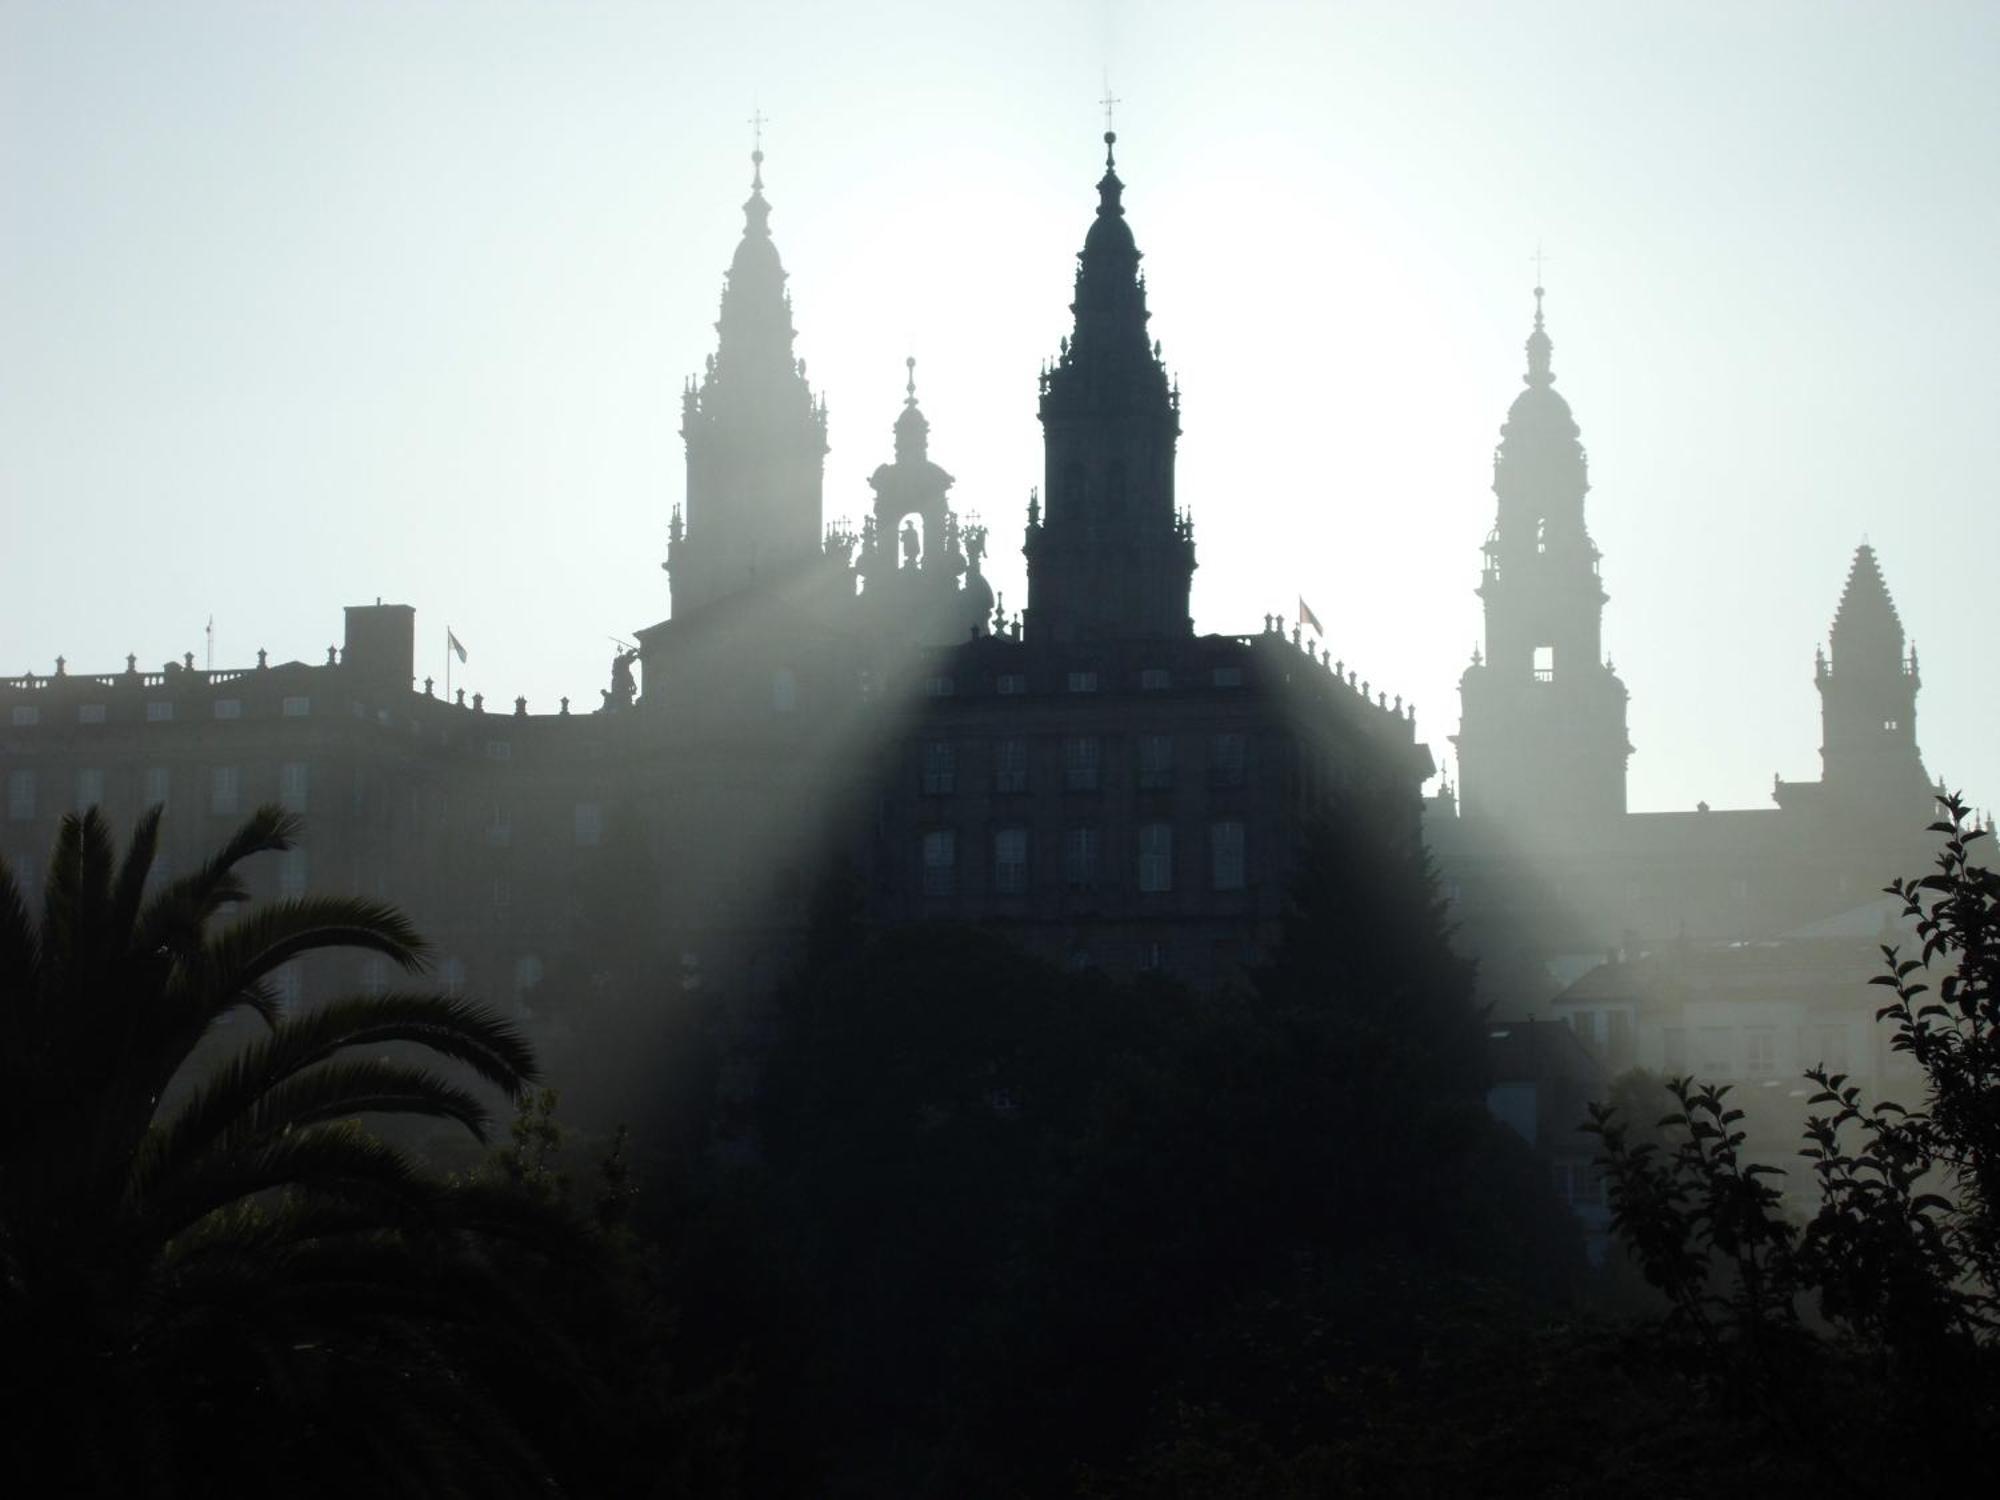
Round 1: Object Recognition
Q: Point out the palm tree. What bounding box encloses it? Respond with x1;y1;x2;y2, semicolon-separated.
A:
0;805;584;1497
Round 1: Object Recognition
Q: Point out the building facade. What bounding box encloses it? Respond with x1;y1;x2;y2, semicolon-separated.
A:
0;135;1432;1046
1431;288;1973;1134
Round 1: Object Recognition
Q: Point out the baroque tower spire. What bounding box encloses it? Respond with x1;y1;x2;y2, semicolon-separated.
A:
667;144;830;620
1023;130;1195;643
1453;287;1631;834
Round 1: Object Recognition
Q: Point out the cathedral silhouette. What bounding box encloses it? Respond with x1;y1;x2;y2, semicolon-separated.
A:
0;135;1962;1147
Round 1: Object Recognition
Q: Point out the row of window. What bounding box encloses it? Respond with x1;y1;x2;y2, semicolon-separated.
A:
919;819;1247;897
922;665;1244;699
1655;1021;1859;1079
487;802;603;848
7;696;312;728
5;762;312;821
4;766;615;855
921;733;1248;796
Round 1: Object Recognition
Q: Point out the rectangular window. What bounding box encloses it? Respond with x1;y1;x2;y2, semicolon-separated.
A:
923;674;956;698
279;761;309;812
484;740;512;762
1138;822;1174;893
1209;732;1247;787
1662;1027;1688;1075
574;801;603;847
1608;1009;1634;1066
7;769;35;822
1062;735;1100;791
1063;826;1100;888
279;848;308;899
78;704;106;724
281;696;311;718
146;701;173;723
996;673;1026;696
1140;668;1171;691
1533;645;1554;681
993;828;1028;894
1211;665;1243;688
143;767;170;808
922;739;956;795
1137;734;1174;790
212;698;243;720
922;829;957;897
514;954;544;996
1066;670;1099;694
1698;1026;1734;1078
210;766;240;817
1210;819;1246;890
1815;1024;1852;1075
76;768;105;811
1745;1027;1778;1079
992;737;1028;794
10;705;39;727
487;805;512;848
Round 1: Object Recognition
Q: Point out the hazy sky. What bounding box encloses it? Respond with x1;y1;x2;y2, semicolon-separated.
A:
4;1;1995;815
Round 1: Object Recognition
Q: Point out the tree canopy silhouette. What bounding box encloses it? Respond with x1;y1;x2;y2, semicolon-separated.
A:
0;805;598;1497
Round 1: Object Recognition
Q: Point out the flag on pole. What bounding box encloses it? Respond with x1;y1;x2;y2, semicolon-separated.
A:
1298;597;1323;635
448;629;467;664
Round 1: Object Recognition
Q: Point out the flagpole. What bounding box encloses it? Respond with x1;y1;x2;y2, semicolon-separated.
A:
445;625;451;704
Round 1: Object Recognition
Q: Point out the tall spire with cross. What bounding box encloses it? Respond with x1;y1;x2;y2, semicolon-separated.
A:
667;120;830;621
1452;282;1630;832
1024;114;1195;644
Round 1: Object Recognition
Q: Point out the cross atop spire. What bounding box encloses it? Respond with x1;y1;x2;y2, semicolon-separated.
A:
748;106;768;189
904;354;918;408
1532;240;1551;288
1100;83;1121;167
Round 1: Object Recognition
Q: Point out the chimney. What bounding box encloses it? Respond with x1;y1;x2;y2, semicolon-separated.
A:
342;603;416;696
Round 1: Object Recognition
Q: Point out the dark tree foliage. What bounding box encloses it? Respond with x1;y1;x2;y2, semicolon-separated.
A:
0;807;635;1498
1589;793;2000;1484
703;783;1582;1496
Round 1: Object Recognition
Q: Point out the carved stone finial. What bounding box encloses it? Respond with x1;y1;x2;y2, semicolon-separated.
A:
514;696;527;717
471;692;484;713
423;676;434;696
257;648;268;669
560;696;570;716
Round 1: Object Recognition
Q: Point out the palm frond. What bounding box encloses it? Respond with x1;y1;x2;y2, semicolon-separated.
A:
143;1121;438;1244
0;853;41;1060
135;894;433;1095
108;805;163;943
131;804;300;959
245;1057;494;1144
135;992;534;1197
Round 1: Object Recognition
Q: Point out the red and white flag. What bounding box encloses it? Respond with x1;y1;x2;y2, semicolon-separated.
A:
448;629;468;664
1298;598;1323;635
